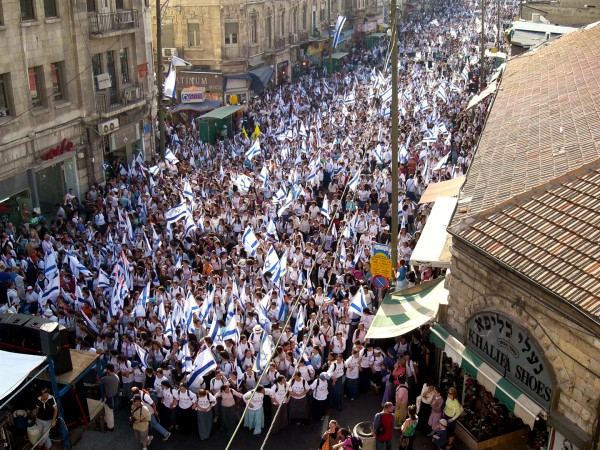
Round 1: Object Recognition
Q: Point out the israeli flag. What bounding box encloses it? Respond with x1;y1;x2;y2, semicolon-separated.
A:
188;346;217;388
436;86;447;103
246;138;261;160
254;332;275;373
135;343;150;369
350;286;368;316
183;178;195;209
320;197;331;220
273;186;287;204
165;148;179;164
223;316;240;343
332;15;347;49
39;274;60;306
165;202;189;224
242;226;259;257
277;191;293;217
373;143;384;164
235;174;254;194
69;255;92;278
266;220;279;241
347;169;361;192
294;304;305;335
208;318;221;342
134;282;151;318
149;165;160;176
259;165;269;188
44;251;58;281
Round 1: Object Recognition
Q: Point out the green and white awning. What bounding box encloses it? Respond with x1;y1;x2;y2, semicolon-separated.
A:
430;324;543;428
365;278;448;340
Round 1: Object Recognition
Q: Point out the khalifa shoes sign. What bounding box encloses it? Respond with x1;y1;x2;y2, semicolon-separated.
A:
181;86;205;103
467;312;553;408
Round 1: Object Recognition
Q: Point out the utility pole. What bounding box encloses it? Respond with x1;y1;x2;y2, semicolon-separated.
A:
496;0;501;50
156;0;166;157
390;0;399;285
480;0;486;91
328;1;333;77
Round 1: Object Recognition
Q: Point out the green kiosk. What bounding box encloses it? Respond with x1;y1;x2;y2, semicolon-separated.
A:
195;105;244;144
324;52;349;74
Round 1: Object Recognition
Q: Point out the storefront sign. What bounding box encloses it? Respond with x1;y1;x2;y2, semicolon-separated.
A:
181;87;206;103
40;138;74;161
355;22;377;32
467;312;553;408
137;63;149;79
370;255;392;278
176;72;223;94
307;42;324;56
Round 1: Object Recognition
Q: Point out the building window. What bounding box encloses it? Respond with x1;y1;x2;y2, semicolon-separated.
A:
0;74;11;117
250;15;258;44
266;15;272;47
312;10;316;33
86;0;96;12
50;62;65;101
92;53;103;91
224;22;238;45
44;0;57;18
115;0;123;9
280;11;284;36
28;66;45;108
120;48;130;83
302;6;307;30
20;0;35;20
188;23;200;47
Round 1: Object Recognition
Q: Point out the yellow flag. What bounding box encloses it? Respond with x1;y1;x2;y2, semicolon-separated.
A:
252;125;261;140
241;126;248;139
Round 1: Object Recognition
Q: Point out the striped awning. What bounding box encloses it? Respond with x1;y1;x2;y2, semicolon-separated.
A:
430;324;543;428
365;278;448;340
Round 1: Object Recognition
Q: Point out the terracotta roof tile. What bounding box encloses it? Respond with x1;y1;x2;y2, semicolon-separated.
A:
451;25;600;319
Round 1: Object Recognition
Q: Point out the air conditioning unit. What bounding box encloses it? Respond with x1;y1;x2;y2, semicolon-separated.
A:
162;48;178;59
290;33;298;43
98;118;120;136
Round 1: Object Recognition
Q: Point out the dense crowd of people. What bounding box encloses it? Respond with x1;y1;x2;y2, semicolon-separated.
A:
0;0;515;448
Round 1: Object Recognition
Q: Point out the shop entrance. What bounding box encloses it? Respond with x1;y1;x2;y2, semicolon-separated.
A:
0;190;33;229
36;163;66;216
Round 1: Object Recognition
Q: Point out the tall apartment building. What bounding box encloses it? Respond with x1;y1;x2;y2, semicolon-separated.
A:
0;0;155;225
151;0;383;105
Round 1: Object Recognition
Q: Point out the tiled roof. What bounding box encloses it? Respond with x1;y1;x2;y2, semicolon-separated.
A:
450;24;600;318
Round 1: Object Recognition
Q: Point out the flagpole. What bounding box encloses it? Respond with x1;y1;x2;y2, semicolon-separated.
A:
390;0;399;286
156;0;166;157
480;0;486;91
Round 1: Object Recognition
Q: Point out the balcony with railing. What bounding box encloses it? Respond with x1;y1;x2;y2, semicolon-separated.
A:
222;45;248;61
88;9;139;36
95;82;145;116
299;30;309;43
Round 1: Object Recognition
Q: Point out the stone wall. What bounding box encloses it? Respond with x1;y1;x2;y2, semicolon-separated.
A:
522;3;600;26
445;238;600;448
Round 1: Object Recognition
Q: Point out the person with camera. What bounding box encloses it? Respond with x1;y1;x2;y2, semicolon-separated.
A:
130;395;152;450
373;402;394;450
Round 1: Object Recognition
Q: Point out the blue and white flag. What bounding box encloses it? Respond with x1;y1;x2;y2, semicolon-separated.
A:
188;346;217;388
350;286;368;316
148;165;160;177
373;143;384;164
242;226;259;257
332;15;347;49
320;197;331;220
294;304;305;335
266;219;279;241
223;316;240;344
39;274;60;307
44;251;58;282
246;138;261;160
134;282;150;318
183;178;195;210
259;165;269;188
165;203;189;224
253;332;274;373
69;255;92;279
165;148;180;164
347;169;361;192
436;85;447;103
273;186;287;204
163;56;192;98
209;316;221;342
135;343;150;369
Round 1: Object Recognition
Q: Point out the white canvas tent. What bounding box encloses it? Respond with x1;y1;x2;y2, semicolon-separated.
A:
0;350;47;407
411;196;457;268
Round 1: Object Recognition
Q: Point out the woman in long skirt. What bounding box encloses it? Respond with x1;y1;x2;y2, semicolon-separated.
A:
428;388;444;436
216;385;243;437
194;389;217;440
287;372;310;424
267;376;289;434
243;386;265;436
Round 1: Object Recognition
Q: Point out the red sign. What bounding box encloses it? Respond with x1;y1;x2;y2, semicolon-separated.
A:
41;138;74;161
372;275;389;290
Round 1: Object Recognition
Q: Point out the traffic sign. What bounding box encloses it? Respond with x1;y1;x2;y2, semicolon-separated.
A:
370;255;392;278
372;275;389;290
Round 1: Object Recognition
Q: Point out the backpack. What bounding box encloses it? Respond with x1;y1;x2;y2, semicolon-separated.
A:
350;435;362;450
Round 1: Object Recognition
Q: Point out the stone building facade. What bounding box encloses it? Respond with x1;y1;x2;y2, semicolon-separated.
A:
0;0;155;223
440;23;600;450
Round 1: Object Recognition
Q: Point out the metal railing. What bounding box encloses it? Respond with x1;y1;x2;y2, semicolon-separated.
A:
221;45;248;60
274;36;287;51
95;82;145;113
88;9;138;35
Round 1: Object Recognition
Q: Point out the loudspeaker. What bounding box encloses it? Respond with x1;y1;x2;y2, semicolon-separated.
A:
52;346;73;375
24;318;68;355
0;313;32;346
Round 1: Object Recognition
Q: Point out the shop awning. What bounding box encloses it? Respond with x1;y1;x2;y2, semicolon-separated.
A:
370;32;386;38
199;105;244;120
411;197;457;268
249;66;274;92
466;80;499;110
331;52;349;59
0;350;47;404
365;278;448;340
248;56;265;68
170;100;221;114
430;324;543;428
419;176;466;204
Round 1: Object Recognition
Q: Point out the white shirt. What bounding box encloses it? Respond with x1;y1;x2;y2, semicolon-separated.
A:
288;378;308;399
267;382;289;404
327;361;345;380
195;392;216;410
242;391;264;410
177;389;197;409
309;378;329;401
345;356;360;380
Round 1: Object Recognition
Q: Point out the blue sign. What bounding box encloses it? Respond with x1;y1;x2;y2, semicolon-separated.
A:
373;242;390;258
372;275;389;290
144;124;151;134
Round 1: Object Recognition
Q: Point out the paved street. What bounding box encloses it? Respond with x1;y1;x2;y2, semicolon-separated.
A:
74;390;467;450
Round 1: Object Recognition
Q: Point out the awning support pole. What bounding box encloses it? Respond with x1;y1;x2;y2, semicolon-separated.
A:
48;358;72;450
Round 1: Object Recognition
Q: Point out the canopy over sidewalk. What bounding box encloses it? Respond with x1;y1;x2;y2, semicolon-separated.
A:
199;105;244;120
365;278;448;339
419;176;465;204
411;197;457;268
